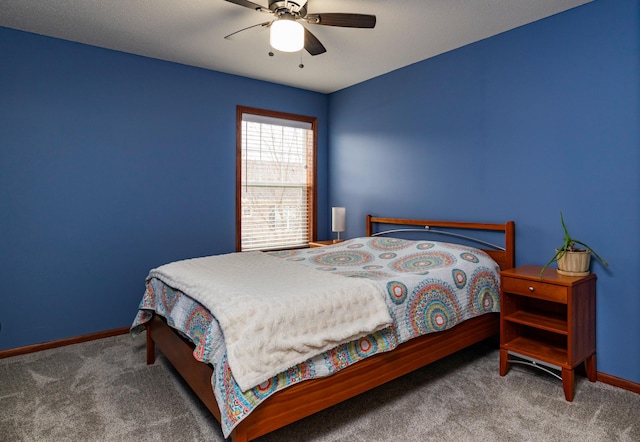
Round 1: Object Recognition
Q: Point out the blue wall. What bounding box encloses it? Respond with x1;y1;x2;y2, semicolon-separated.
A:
0;27;329;349
328;0;639;383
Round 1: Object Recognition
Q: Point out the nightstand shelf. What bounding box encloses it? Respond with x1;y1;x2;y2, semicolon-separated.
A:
500;265;597;401
503;336;568;365
504;310;567;335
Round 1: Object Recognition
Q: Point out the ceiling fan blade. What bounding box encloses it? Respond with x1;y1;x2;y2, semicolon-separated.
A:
224;0;271;13
224;21;272;40
304;28;326;56
305;13;376;28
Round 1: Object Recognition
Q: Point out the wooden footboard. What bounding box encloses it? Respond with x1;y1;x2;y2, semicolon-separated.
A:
147;315;220;422
147;312;499;442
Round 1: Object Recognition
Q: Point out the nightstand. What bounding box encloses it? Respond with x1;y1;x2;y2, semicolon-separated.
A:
308;240;343;248
499;265;596;401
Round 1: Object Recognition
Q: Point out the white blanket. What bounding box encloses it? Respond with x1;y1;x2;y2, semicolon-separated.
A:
148;251;392;391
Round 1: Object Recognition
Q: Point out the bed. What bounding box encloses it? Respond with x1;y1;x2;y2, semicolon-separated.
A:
133;215;515;442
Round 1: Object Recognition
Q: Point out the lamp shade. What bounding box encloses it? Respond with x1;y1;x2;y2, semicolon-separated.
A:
332;207;346;233
270;18;304;52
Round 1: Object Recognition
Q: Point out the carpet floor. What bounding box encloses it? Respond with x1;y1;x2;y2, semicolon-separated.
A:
1;334;638;441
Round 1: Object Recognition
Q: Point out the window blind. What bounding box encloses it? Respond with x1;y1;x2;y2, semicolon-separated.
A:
240;113;314;251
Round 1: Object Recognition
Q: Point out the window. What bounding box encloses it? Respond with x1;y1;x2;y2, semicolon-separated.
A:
236;106;317;251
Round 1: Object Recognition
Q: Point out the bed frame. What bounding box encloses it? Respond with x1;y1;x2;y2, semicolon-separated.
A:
145;215;515;442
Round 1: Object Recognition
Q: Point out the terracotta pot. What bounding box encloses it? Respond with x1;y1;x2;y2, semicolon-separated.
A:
557;250;591;276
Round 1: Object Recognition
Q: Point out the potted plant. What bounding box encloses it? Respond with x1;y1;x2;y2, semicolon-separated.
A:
540;212;609;278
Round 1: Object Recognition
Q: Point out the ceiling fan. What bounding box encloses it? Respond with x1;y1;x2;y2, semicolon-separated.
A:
224;0;376;56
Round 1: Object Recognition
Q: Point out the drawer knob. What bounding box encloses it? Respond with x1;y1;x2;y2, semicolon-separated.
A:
529;286;535;292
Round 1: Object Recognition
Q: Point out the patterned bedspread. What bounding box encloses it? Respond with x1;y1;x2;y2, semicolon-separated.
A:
131;237;501;437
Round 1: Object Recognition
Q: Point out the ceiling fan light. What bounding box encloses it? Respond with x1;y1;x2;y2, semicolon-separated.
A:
270;19;304;52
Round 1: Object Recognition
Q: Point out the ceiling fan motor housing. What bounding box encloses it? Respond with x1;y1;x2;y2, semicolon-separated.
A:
269;1;308;19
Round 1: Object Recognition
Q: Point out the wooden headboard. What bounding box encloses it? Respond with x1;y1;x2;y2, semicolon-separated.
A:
366;215;516;270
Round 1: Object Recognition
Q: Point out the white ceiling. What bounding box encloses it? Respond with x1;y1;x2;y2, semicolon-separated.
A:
0;0;592;94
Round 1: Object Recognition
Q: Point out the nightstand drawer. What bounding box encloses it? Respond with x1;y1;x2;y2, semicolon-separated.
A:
502;277;567;303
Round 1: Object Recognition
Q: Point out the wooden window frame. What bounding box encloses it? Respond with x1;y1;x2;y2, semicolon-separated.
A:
235;105;317;252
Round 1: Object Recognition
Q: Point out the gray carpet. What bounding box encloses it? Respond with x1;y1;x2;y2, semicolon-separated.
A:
1;334;638;441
